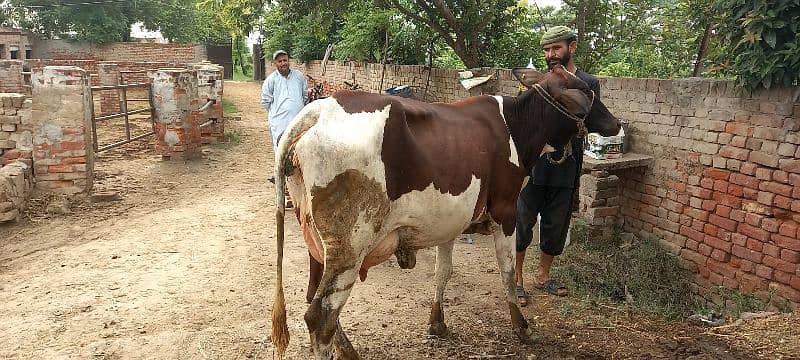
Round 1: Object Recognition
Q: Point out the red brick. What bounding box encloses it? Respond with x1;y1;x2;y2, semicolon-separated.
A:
719;145;750;161
733;244;763;263
680;249;707;266
775;270;793;285
774;195;792;210
755;264;774;280
742;187;759;200
704;168;731;180
773;170;790;183
740;162;758;175
739;258;756;272
704;223;719;237
48;164;75;173
778;222;798;238
717;228;733;241
792;276;800;291
715;204;732;218
681;225;706;243
781;249;800;264
730;173;760;189
712;192;742;208
699;243;713;256
760;181;793;197
746;238;763;252
706;260;736;278
713;180;729;193
725;122;752;136
667;181;686;193
739;223;770;242
686;238;699;251
773;233;800;251
60;141;86;151
763;255;796;273
701;199;717;211
730;209;746;222
764;243;781;258
755;167;773;181
704;235;732;251
746;213;765;227
794;186;800;199
757;191;775;206
700;177;715;189
684;207;709;222
761;218;780;233
61;156;86;165
737;271;767;292
687;185;712;199
709;214;738;232
710;249;731;262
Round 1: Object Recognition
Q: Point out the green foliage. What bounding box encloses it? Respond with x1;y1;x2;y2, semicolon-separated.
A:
485;6;544;68
549;220;701;319
712;0;800;89
5;0;203;43
711;287;794;317
259;7;332;63
334;1;391;63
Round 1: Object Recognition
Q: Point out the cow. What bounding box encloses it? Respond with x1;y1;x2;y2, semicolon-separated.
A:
271;65;620;359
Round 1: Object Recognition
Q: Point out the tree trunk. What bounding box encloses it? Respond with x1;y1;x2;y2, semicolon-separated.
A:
693;22;713;77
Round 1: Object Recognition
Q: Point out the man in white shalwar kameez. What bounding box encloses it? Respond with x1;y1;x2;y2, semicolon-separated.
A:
260;50;308;152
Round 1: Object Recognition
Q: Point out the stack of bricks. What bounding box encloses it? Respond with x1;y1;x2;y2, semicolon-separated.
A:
579;170;621;238
191;63;225;144
0;92;34;223
149;68;202;159
601;77;800;306
30;66;94;195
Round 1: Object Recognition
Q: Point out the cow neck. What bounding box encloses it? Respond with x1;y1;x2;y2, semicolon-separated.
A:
502;89;548;173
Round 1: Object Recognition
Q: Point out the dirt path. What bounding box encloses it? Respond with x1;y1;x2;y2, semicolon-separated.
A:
0;81;796;359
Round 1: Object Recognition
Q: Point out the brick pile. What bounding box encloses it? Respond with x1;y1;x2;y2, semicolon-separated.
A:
0;92;33;223
0;60;25;93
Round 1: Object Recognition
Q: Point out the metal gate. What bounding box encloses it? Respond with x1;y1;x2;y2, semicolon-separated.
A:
89;78;155;153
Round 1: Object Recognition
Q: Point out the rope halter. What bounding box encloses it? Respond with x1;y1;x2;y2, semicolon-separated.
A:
531;83;595;165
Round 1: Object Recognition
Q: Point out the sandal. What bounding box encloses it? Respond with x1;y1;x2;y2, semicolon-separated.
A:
515;286;529;307
535;279;568;297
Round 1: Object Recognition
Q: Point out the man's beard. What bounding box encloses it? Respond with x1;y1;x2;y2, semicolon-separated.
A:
547;52;571;70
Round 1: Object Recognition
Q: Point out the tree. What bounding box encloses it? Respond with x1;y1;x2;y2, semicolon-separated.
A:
713;0;800;89
197;0;267;74
278;0;522;68
5;0;202;43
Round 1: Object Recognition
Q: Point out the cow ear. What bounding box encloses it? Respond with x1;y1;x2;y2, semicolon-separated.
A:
512;67;545;89
555;89;592;117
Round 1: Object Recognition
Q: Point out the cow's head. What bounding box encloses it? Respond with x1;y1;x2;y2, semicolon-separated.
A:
512;65;620;137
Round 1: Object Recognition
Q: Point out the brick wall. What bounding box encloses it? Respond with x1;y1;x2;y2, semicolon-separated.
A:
603;78;800;305
0;60;25;93
0;27;32;60
32;39;206;64
297;61;800;305
0;92;34;223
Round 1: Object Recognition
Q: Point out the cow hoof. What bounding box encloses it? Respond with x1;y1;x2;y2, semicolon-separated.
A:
428;321;448;336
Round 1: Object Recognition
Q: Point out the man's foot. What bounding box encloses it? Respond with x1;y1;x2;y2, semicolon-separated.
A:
535;279;568;297
515;286;529;307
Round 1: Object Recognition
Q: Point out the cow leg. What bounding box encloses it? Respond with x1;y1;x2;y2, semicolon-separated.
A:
304;263;360;360
492;226;532;343
307;250;323;303
428;239;455;336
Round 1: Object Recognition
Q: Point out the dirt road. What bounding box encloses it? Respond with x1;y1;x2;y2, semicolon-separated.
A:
1;81;796;359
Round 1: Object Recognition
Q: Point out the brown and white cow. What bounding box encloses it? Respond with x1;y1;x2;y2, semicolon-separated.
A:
271;65;620;359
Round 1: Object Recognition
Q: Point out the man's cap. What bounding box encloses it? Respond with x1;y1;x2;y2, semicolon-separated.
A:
273;50;288;60
540;26;576;46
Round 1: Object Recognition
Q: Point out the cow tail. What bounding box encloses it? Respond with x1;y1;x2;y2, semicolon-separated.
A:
271;100;323;359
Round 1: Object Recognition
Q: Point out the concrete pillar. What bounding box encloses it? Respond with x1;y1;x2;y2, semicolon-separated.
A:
97;63;121;116
148;68;201;160
191;63;225;144
30;66;94;195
